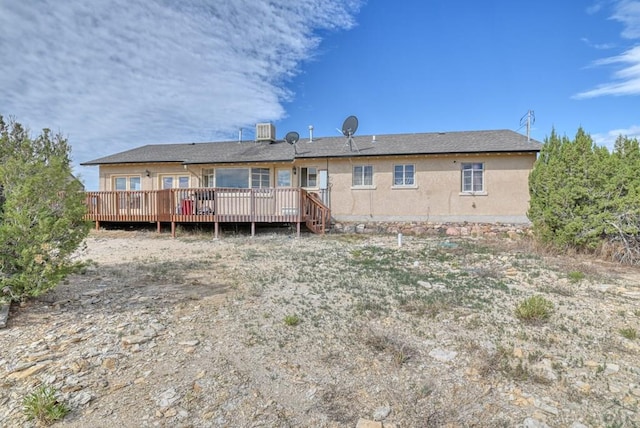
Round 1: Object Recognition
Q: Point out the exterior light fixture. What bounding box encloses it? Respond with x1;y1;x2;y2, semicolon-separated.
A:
145;170;151;177
292;166;297;175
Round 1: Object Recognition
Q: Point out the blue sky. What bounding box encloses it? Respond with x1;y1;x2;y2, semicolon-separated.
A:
1;0;639;190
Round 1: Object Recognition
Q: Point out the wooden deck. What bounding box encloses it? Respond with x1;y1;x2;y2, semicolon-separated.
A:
84;187;330;237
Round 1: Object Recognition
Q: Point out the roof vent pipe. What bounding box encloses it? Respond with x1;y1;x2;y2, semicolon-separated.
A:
238;128;242;144
309;125;314;143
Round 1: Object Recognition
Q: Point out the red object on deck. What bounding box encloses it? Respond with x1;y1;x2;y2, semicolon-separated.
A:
182;199;193;215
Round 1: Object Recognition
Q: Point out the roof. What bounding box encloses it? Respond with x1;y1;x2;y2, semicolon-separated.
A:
81;129;542;166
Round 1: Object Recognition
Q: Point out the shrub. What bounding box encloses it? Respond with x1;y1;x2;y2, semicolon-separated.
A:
0;116;89;303
23;385;70;425
515;295;554;323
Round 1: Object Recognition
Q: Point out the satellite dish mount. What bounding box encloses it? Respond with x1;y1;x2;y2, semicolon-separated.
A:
341;115;359;152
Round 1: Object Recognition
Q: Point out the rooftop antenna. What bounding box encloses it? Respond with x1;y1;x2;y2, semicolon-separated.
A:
341;115;359;152
519;110;535;142
285;131;300;154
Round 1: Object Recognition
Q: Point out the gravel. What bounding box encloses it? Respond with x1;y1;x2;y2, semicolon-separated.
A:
1;230;639;427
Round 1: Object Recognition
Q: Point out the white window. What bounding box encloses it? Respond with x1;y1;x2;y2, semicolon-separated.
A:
352;165;373;187
301;167;317;188
277;169;292;187
461;163;484;193
114;176;141;191
202;168;215;187
161;175;190;189
216;168;248;188
214;168;271;188
251;168;270;188
393;164;415;186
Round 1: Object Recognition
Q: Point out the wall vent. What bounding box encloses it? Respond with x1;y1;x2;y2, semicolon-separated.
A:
256;123;276;142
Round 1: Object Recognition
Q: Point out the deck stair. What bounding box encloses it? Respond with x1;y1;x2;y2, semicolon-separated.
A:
301;190;330;234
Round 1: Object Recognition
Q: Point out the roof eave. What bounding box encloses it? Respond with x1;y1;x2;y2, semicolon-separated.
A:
80;160;186;166
295;149;541;159
182;157;294;165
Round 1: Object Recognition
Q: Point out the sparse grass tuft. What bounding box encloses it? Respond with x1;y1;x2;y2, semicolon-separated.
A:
568;270;586;283
515;295;554;323
619;327;637;340
283;314;300;326
23;385;70;425
398;298;447;318
355;299;385;316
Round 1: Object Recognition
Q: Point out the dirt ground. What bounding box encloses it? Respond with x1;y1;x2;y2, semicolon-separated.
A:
1;229;640;427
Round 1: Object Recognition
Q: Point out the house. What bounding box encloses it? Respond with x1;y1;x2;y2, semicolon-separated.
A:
81;124;542;237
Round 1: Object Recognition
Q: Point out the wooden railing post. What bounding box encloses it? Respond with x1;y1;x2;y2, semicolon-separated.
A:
250;188;255;237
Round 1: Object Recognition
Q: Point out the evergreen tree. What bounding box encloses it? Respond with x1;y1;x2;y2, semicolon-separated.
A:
0;116;90;302
529;127;640;263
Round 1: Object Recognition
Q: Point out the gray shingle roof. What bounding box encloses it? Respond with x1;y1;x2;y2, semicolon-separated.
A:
81;129;542;166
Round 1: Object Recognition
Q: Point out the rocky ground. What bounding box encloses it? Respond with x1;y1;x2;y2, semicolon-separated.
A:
1;229;640;427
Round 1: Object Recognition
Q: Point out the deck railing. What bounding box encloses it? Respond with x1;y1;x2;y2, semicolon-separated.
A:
84;187;329;236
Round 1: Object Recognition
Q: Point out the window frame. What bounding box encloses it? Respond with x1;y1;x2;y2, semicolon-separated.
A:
276;168;292;187
352;165;374;188
214;168;249;189
212;167;272;189
113;175;141;191
392;164;416;188
251;167;271;188
113;175;142;210
300;167;318;188
160;174;191;189
202;168;215;188
461;162;485;194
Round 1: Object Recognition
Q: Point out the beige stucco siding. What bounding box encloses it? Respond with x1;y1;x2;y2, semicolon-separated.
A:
98;162;293;191
307;153;535;223
96;153;535;223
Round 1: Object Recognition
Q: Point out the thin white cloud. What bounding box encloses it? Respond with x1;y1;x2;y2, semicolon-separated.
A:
574;45;640;98
581;37;616;49
587;1;605;14
575;1;640;99
592;124;640;148
0;1;362;189
611;0;640;38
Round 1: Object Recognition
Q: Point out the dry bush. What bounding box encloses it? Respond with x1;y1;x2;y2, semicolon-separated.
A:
597;237;640;265
361;327;415;367
398;298;447;318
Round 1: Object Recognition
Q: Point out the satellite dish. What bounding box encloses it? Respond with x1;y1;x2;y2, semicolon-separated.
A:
341;115;360;152
285;131;299;154
285;131;300;145
341;115;358;137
